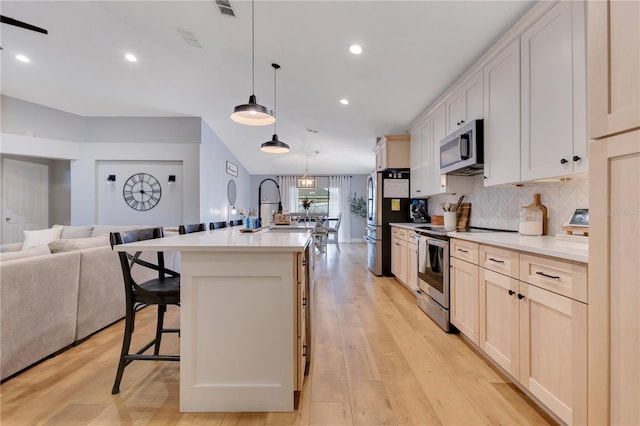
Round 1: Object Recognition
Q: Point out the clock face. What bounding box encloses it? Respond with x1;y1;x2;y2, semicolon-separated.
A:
123;173;161;211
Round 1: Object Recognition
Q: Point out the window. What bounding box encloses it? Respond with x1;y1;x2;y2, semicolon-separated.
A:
298;188;329;215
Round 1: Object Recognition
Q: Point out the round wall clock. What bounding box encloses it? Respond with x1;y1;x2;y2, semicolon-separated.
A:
122;173;161;211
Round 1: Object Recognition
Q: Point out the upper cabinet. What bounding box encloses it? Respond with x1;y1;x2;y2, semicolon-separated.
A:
447;68;484;135
483;39;521;186
410;118;431;198
520;0;587;180
374;135;410;171
588;0;640;139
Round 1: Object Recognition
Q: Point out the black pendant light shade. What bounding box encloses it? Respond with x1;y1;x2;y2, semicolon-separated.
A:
261;134;290;153
230;0;274;126
260;63;290;153
231;95;275;126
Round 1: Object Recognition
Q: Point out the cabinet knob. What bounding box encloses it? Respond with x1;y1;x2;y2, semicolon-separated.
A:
517;293;525;300
416;189;421;193
573;155;581;162
560;158;568;165
456;121;461;126
460;120;465;124
508;289;515;296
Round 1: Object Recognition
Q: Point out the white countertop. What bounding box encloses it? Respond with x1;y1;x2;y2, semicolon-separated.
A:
389;222;588;263
113;227;311;253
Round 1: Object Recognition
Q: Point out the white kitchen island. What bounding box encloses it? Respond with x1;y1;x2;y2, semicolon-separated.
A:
114;227;312;412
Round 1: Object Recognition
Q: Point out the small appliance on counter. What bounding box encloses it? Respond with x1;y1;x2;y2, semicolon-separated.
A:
409;199;429;223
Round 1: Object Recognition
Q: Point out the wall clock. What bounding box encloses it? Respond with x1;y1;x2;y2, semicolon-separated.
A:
122;173;161;211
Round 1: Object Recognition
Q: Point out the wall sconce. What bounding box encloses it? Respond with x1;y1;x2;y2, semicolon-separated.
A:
106;174;116;183
168;175;176;184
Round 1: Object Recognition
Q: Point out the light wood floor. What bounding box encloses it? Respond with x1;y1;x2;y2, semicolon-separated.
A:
1;243;555;425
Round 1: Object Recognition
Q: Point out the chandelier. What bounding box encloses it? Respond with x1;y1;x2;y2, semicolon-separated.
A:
297;152;317;189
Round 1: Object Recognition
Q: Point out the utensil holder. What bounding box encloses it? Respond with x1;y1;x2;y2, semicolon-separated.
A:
444;212;457;231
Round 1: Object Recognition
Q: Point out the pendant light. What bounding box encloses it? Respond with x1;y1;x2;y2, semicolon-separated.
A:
297;152;317;188
230;0;275;126
260;63;290;153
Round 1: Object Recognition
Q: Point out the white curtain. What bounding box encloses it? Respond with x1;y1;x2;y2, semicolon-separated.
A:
328;175;351;243
278;176;299;212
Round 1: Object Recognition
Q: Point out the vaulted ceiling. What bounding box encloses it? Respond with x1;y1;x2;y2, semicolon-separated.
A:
0;1;535;175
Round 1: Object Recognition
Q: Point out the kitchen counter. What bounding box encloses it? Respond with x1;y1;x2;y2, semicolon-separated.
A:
389;222;588;263
114;227;312;412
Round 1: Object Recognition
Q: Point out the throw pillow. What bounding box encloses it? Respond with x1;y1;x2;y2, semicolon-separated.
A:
22;227;63;251
48;234;110;253
60;225;95;239
0;245;51;262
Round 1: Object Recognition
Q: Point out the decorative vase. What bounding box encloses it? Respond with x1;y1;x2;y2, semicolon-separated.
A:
519;193;547;235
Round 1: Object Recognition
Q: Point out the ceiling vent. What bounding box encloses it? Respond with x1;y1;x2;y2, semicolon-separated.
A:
216;0;235;17
177;29;202;48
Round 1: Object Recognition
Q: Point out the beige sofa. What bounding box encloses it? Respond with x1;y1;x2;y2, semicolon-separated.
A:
0;225;179;381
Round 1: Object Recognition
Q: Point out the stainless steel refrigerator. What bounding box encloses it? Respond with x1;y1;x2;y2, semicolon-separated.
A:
365;169;411;276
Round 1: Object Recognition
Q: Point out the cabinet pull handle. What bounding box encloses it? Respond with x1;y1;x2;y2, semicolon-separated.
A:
560;158;568;165
489;258;504;263
302;297;307;307
303;345;308;357
536;271;560;279
517;293;525;300
573;155;581;162
508;289;515;296
302;260;307;266
457;248;469;253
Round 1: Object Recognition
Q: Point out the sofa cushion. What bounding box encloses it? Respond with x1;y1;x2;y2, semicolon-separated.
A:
48;234;110;253
91;225;143;237
60;225;95;239
0;246;51;262
22;227;63;250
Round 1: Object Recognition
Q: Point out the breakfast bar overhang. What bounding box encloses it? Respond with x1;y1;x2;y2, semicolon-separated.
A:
114;228;313;412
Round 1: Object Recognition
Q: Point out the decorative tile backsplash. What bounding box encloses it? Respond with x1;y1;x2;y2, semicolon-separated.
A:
427;175;588;235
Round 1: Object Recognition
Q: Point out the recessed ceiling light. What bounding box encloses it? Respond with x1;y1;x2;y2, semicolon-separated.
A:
349;44;362;55
16;54;30;63
339;99;349;105
124;53;137;62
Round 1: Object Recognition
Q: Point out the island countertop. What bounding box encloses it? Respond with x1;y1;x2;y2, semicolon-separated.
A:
112;227;311;253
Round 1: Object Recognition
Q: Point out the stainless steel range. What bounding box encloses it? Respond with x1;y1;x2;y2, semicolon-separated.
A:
415;225;455;332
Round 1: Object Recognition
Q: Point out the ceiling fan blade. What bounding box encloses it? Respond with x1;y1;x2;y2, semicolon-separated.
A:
0;15;48;35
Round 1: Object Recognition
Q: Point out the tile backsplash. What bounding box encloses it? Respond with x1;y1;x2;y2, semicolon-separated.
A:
428;175;588;235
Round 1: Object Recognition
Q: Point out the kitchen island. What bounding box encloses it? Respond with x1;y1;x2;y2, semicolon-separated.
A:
113;227;312;412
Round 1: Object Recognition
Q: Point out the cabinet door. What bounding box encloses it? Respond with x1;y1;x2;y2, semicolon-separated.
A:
450;257;479;344
375;141;385;171
391;236;401;278
588;0;640;139
519;283;587;426
521;0;587;180
407;239;418;292
479;268;519;378
589;130;640;426
410;125;423;197
483;39;521;186
398;237;408;285
461;68;484;123
446;90;462;135
430;102;447;195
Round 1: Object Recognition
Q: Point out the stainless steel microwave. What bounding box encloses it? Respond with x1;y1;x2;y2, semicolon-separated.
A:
439;119;484;176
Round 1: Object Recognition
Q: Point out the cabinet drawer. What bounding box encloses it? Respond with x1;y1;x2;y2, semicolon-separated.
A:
391;227;408;240
451;239;479;264
480;244;519;278
519;253;587;303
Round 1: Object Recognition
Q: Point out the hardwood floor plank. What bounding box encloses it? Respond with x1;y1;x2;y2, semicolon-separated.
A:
0;243;554;425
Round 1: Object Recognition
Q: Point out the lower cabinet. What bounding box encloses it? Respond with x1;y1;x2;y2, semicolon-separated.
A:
453;239;587;425
391;226;417;293
450;257;479;345
295;248;310;391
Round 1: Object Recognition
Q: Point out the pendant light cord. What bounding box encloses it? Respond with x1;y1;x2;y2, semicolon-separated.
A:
273;64;277;133
251;0;255;96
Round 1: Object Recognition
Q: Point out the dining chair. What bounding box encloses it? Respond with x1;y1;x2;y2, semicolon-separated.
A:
209;221;228;230
178;223;206;234
229;219;244;226
109;227;180;394
326;213;342;252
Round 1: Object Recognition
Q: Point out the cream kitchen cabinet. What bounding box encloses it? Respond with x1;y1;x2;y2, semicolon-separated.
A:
588;1;640;423
520;0;587;180
410;118;431;198
446;68;484;135
450;239;480;344
374;134;410;171
588;0;640;139
429;103;474;196
483;38;521;186
391;226;418;294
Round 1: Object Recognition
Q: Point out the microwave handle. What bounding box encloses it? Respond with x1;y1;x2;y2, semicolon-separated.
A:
459;134;470;160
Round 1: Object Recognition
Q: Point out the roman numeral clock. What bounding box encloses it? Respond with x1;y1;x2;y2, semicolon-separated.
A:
122;173;161;211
